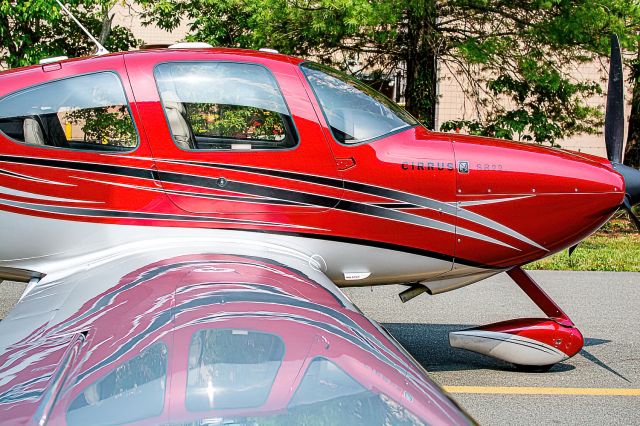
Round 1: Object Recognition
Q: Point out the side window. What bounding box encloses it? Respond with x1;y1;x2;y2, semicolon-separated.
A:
155;62;297;150
289;357;366;408
301;62;418;144
66;343;168;425
0;72;137;152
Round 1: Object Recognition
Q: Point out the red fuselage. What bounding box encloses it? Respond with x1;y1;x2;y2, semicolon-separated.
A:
0;48;624;285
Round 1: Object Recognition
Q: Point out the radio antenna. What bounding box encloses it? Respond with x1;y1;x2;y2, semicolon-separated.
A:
55;0;110;56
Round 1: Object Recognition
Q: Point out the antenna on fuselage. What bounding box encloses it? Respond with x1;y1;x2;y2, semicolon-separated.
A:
54;0;110;56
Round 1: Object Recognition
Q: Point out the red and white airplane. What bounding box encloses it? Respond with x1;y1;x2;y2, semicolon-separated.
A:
0;24;637;424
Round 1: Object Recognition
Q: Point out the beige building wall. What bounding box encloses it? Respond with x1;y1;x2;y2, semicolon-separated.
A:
115;5;627;158
112;4;189;46
436;60;630;158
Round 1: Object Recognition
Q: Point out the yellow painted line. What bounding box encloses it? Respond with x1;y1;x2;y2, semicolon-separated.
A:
442;386;640;396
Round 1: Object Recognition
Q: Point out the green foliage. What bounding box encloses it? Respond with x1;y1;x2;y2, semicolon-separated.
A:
441;58;604;144
2;1;638;148
139;0;640;146
456;37;506;65
526;234;640;272
55;3;140;57
0;0;139;69
0;1;140;153
66;106;137;147
185;103;285;141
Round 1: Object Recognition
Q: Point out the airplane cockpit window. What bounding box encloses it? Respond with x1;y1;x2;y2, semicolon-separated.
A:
66;343;168;425
0;72;138;152
186;329;285;411
301;62;419;145
154;62;298;150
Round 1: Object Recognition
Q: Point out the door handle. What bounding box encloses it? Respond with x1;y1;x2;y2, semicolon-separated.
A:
336;157;356;171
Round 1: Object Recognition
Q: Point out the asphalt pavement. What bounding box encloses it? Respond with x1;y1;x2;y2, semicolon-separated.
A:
344;271;640;425
0;281;25;317
1;270;639;425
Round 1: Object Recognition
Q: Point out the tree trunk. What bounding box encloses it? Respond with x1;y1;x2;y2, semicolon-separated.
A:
404;42;438;129
625;48;640;169
98;3;114;45
402;1;438;129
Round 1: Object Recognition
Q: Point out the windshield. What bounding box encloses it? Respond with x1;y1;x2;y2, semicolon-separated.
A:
301;62;418;144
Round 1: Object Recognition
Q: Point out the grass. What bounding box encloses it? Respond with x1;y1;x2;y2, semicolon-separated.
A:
525;210;640;272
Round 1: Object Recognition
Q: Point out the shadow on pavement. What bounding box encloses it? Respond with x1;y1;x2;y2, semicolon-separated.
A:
580;337;629;382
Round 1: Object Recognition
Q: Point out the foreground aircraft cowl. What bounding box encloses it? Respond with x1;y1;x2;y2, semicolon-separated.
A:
0;252;474;425
0;39;638;424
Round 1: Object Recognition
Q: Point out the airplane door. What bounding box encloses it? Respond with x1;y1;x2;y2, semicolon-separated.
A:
294;62;456;278
125;51;343;215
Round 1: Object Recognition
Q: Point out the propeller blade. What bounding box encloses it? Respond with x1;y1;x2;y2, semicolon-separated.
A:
623;197;640;231
605;34;625;164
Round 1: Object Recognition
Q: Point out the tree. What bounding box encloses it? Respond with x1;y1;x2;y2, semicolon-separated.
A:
140;0;639;147
0;0;139;69
66;106;137;147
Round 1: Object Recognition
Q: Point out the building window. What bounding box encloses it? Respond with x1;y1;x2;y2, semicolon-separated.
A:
0;72;138;151
155;62;297;150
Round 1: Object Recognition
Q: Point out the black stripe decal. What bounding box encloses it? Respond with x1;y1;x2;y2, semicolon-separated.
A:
0;192;500;267
0;198;315;229
158;169;460;234
169;160;544;250
0;155;515;256
169;160;454;212
0;155;152;180
0;154;460;236
163;188;304;206
174;160;345;189
73;175;304;206
0;155;317;207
